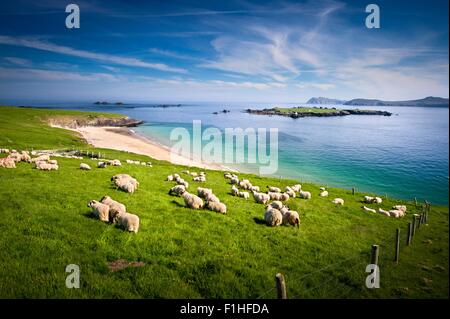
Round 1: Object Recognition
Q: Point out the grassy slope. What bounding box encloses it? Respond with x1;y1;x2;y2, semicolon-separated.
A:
0;106;448;298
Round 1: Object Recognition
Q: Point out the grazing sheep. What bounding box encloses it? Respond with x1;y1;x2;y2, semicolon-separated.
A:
31;154;50;163
206;201;227;214
224;173;232;179
87;200;110;222
269;201;284;210
268;186;281;193
299;190;311;199
0;148;9;153
35;161;58;171
231;185;239;196
253;191;271;204
389;209;405;218
80;163;91;170
173;173;180;179
250;185;260;192
239;179;253;190
374;197;383;204
48;159;58;165
268;192;282;200
362;206;376;213
378;208;391;217
280;193;290;201
20;151;32;163
166;175;174;181
364;196;382;204
116;179;138;193
230;176;239;185
7;152;22;163
97;161;106;168
116;212;140;233
197;187;213;199
109;159;121;166
332;198;344;205
264;207;283;226
319;190;329;197
205;193;221;203
199;172;205;177
285;187;296;198
193;176;206;182
182;192;204;209
169;185;186;196
393;205;407;213
177;179;189;188
320;187;326;191
238;191;250;199
190;172;198;177
291;184;302;193
0;157;16;168
100;195;126;222
282;210;300;228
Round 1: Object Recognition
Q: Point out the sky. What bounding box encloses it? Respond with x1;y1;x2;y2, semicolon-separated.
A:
0;0;448;103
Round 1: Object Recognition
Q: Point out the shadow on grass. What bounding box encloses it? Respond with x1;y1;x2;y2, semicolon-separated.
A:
253;217;266;225
171;200;184;208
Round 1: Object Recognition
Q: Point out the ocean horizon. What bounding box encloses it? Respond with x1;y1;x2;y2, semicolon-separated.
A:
1;101;448;205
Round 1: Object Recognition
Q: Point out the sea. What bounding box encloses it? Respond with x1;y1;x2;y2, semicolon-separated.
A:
3;101;449;205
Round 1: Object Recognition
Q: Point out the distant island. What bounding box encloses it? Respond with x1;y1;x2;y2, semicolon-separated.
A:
93;102;182;108
306;96;449;107
306;97;347;105
246;106;392;118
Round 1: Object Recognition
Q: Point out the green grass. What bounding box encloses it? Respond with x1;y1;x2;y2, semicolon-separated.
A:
274;106;340;114
0;105;448;298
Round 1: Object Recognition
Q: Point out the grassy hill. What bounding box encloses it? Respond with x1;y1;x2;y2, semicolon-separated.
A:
0;106;448;298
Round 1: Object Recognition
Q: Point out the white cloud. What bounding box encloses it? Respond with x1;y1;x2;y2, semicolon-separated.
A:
3;56;32;66
0;67;120;82
0;35;187;73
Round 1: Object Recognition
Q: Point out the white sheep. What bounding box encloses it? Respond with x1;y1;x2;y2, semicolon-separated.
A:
205;193;221;203
193;176;206;182
264;207;283;226
116;212;140;233
362;206;376;213
88;200;110;222
100;195;126;222
169;185;186;196
197;187;213;199
182;170;190;174
80;163;91;170
393;205;407;213
250;185;260;192
389;209;405;218
319;190;329;197
374;197;383;204
268;192;282;200
269;201;284;210
378;208;391;217
97;161;106;168
332;198;344;205
231;185;239;196
206;201;227;214
166;175;174;181
253;191;270;204
299;190;311;199
282;210;300;228
182;192;204;209
31;154;50;163
0;157;16;168
0;148;9;153
320;187;326;191
48;159;58;165
230;176;239;185
36;161;58;171
285;187;296;198
268;186;281;193
291;184;302;193
190;172;198;177
238;191;250;199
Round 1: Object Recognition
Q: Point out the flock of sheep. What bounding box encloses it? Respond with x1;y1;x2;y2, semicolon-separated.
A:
1;146;410;235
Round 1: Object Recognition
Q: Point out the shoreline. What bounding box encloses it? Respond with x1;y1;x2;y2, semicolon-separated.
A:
51;124;236;172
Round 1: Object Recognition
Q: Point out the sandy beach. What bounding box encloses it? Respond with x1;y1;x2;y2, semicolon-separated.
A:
55;125;232;171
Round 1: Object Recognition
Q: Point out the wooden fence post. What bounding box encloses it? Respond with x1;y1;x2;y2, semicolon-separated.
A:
370;245;379;265
412;215;418;237
414;197;417;207
406;222;412;246
275;273;287;299
352;187;355;195
395;228;400;263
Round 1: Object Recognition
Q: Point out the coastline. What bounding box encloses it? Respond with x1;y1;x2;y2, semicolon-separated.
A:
51;124;235;172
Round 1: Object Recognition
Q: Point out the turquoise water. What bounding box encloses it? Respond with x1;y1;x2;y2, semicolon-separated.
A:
4;102;448;205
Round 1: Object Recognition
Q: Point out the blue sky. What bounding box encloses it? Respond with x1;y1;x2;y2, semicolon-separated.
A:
0;0;448;103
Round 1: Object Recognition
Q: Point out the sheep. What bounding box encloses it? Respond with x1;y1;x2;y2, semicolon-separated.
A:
116;212;140;233
173;173;180;179
332;198;344;205
378;208;391;217
280;206;289;215
280;193;290;201
320;187;326;191
250;186;260;192
364;196;382;204
205;193;221;203
389;209;405;218
31;154;50;163
253;191;270;204
374;197;383;204
182;170;190;174
0;157;16;168
0;148;9;153
169;185;186;196
291;184;302;193
100;195;126;222
166;175;174;181
206;201;227;214
282;210;300;228
231;185;239;196
97;161;106;168
299;191;311;199
393;205;407;213
269;201;284;210
197;187;213;199
7;152;22;163
224;173;233;179
80;163;91;170
268;192;282;200
48;159;58;165
230;176;239;185
116;179;137;193
177;179;189;188
193;176;206;182
190;172;198;177
87;200;110;222
362;206;376;213
20;151;31;163
199;172;205;177
319;190;329;197
35;161;58;171
238;191;250;199
268;186;281;193
264;207;283;226
239;179;253;190
285;187;296;198
182;192;204;209
109;159;122;166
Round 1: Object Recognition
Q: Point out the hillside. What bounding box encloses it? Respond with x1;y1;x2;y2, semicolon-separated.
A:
0;106;448;298
306;97;347;105
344;97;449;107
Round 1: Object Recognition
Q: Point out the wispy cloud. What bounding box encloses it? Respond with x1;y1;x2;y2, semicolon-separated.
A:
3;56;32;66
0;35;187;73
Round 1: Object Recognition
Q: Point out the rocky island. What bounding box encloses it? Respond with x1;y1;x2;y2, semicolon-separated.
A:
246;106;392;118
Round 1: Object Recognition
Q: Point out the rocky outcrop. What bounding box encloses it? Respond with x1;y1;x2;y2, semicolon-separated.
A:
48;115;144;128
246;108;392;118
